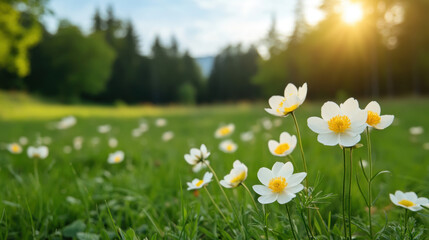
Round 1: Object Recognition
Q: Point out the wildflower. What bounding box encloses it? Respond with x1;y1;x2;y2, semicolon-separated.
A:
262;118;273;130
19;136;28;145
42;136;52;145
187;172;213;190
98;124;111;133
74;136;83;150
27;146;49;159
389;191;429;212
107;150;125;164
253;162;306;204
423;142;429;151
57;116;76;129
132;128;143;137
219;140;238;153
7;143;22;154
215;123;235;138
240;131;254;142
220;160;248;188
364;101;394;129
162;131;174;142
265;83;307;117
155;118;167;127
409;126;423;136
307;98;367;147
268;132;297;157
184;144;210;173
108;137;118;148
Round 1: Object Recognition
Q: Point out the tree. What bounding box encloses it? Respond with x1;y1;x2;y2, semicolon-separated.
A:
26;22;115;102
0;0;46;79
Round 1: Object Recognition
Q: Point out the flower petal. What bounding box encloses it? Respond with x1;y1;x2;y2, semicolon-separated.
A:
286;184;304;194
277;162;294;179
307;117;330;134
284;83;298;97
253;185;272;195
257;167;273;186
277;191;295;204
365;101;380;115
279;132;292;143
321;101;341;121
287;172;307;186
339;133;361;147
375;115;394;130
317;132;340;146
271;162;285;176
258;193;277;204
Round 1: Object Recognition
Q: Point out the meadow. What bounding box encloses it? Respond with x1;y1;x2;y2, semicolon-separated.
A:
0;91;428;239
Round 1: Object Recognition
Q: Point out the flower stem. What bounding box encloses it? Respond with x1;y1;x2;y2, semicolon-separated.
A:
241;182;258;210
366;128;373;239
291;112;311;232
403;209;409;237
285;204;298;240
204;187;229;224
348;148;353;239
262;205;269;240
34;159;40;189
204;162;234;210
342;147;348;239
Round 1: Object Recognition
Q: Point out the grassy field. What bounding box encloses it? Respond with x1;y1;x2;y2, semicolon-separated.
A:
1;92;428;239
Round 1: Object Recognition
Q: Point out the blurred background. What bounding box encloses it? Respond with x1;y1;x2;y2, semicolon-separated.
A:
1;0;429;104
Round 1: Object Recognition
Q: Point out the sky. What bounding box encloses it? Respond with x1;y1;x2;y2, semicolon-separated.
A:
43;0;324;58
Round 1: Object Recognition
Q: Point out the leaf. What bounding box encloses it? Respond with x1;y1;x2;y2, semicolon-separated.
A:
371;170;391;182
76;232;100;240
62;220;86;238
355;175;369;206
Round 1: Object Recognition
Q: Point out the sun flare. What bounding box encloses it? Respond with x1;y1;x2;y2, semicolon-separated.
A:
341;2;363;24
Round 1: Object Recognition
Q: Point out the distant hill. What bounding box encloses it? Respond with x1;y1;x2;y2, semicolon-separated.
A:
195;56;214;78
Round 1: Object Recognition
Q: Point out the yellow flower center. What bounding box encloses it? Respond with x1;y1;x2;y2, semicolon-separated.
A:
366;111;381;127
268;177;288;193
11;144;20;153
328;115;351;133
276;99;298;115
114;155;122;163
274;143;290;155
398;199;415;207
196;180;204;187
33;153;40;158
230;171;246;184
226;144;234;152
219;127;231;136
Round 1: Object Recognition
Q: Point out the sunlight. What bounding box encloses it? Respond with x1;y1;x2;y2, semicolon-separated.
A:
341;1;363;24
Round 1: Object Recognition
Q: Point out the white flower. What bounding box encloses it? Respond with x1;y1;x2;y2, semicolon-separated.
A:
57;116;76;129
253;162;306;204
364;101;394;129
108;150;125;164
187;172;213;190
389;191;428;212
7;143;22;154
98;124;111;133
27;146;49;159
215;123;235;138
273;119;282;127
138;122;149;132
184;144;210;173
423;142;429;151
219;140;238;153
409;126;423;136
240;131;254;142
184;144;210;165
132;128;143;137
265;83;307;117
108;138;118;148
162;131;174;142
307;98;367;147
19;136;28;145
155;118;167;127
268;132;297;157
220;160;248;188
74;136;83;150
262;118;273;130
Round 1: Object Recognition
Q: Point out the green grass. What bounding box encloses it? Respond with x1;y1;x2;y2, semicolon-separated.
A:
0;92;428;239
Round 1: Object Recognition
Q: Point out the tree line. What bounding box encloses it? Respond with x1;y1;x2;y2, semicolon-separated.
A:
1;0;429;104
